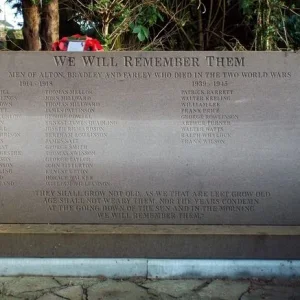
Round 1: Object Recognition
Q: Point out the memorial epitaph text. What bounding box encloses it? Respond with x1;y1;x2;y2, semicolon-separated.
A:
0;52;299;224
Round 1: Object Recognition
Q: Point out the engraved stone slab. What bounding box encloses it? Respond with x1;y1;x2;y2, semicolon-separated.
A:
0;52;299;224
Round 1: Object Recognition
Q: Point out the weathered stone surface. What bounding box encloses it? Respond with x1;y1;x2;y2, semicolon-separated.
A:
0;52;299;225
197;280;250;300
4;277;60;296
156;293;177;300
0;276;299;300
88;279;156;300
0;296;25;300
241;285;300;300
55;285;83;300
0;51;300;258
0;278;18;295
14;291;45;300
54;277;100;288
0;278;18;284
178;293;202;300
142;279;206;297
36;293;65;300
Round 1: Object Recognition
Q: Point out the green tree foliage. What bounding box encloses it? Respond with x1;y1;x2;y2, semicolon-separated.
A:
70;0;167;49
240;0;300;50
6;0;300;50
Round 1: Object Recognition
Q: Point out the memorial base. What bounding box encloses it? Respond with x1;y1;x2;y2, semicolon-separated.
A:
0;225;299;259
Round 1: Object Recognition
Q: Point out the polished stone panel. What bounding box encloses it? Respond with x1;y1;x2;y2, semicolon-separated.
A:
0;52;299;224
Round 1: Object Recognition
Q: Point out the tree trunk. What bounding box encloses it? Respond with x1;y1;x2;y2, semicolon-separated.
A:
22;0;41;50
41;0;59;50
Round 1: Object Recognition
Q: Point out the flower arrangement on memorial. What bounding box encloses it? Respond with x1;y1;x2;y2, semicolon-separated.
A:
52;34;104;51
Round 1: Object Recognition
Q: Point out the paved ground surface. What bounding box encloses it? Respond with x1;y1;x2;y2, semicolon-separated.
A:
0;276;299;300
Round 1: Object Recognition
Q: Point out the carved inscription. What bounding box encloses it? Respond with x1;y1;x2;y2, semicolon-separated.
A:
44;88;112;187
0;89;22;187
38;189;271;221
0;52;299;224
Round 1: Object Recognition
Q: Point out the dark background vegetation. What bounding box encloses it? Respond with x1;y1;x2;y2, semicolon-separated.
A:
1;0;300;51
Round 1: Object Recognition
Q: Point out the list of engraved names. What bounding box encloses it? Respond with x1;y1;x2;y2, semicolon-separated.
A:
0;52;297;224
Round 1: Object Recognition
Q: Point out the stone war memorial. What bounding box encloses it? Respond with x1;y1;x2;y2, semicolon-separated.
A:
0;51;299;258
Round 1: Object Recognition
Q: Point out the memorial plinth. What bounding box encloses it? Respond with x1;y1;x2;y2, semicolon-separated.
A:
0;52;299;257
